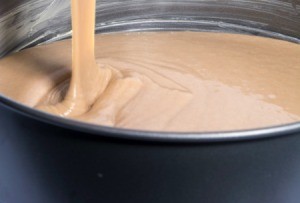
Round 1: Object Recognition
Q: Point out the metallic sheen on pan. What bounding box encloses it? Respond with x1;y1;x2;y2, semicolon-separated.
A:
1;0;300;57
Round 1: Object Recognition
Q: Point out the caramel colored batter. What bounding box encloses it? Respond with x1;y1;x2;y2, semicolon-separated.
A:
0;0;300;132
0;31;300;131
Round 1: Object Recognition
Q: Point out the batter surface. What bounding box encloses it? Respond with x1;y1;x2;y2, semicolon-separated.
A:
0;31;300;131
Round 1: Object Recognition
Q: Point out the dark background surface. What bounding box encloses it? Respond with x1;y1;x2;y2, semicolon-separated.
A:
1;104;300;203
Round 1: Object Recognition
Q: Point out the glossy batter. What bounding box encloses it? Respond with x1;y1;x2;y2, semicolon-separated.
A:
0;0;299;131
0;31;300;131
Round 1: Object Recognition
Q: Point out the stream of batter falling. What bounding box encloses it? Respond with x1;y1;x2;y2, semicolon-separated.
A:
37;0;143;125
